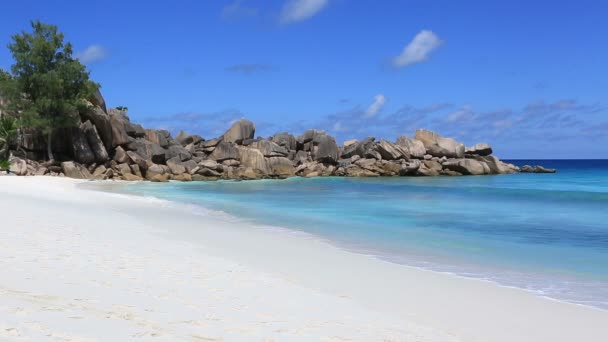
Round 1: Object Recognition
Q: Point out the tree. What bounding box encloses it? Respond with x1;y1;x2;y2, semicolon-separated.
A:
0;115;18;161
2;20;98;161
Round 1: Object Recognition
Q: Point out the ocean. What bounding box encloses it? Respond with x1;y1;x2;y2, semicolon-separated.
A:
105;160;608;310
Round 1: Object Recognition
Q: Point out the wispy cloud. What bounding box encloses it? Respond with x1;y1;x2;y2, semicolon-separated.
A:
221;1;259;21
365;94;386;117
280;0;328;24
393;30;443;68
141;110;245;138
75;45;108;64
225;64;275;75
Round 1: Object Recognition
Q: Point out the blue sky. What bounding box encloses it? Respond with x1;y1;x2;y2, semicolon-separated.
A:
1;0;606;158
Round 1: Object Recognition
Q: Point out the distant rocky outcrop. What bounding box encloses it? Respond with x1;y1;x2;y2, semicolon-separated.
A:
2;90;556;180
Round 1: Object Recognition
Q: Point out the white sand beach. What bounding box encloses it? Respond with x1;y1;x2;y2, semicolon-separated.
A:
1;177;607;341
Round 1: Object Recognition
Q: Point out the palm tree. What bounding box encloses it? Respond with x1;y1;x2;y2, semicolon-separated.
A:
0;115;18;162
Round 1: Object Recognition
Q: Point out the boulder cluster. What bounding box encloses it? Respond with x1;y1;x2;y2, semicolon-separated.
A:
5;92;555;181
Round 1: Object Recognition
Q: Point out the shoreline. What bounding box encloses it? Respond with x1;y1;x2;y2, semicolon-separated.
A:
1;176;607;341
89;176;608;312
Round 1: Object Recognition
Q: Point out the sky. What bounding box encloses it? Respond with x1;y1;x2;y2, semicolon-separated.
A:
0;0;606;159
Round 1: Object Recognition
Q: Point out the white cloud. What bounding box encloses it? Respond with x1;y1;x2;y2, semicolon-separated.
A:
393;30;443;68
221;1;258;21
75;45;108;64
446;105;474;123
365;94;386;118
280;0;328;24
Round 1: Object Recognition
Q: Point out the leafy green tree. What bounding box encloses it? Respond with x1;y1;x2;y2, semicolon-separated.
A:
0;115;18;155
2;20;98;161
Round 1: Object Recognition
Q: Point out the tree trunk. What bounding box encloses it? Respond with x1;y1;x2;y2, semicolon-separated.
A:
47;130;55;162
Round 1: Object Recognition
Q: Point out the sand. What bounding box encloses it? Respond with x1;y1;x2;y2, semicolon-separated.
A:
0;176;606;341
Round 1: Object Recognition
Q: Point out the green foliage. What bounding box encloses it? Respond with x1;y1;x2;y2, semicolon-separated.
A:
0;159;10;171
3;20;98;134
116;106;129;111
0;116;18;159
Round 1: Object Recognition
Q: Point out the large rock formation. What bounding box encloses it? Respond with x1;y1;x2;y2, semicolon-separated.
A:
414;129;465;158
1;88;553;181
223;119;255;144
396;136;426;159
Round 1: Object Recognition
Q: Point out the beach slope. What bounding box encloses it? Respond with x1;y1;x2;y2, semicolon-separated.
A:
0;177;606;341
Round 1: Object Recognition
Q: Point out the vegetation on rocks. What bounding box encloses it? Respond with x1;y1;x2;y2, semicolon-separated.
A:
0;20;98;161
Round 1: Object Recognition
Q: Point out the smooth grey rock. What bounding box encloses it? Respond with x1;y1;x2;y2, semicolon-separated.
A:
71;126;95;165
113;146;130;164
271;133;297;150
145;164;165;180
209;140;238;161
223;119;255;144
250;140;289;157
442;158;487;175
313;134;339;163
9;157;27;176
396;136;426;159
81;106;113;151
61;161;92;179
166;145;192;162
200;137;222;148
415;129;465;158
166;157;186;175
236;146;269;174
144;129;169;148
109;113;130;147
267;157;295;177
81;120;109;163
341;137;375;159
375;139;409;160
465;143;493;156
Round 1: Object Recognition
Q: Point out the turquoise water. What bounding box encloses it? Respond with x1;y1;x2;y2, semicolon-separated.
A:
115;160;608;309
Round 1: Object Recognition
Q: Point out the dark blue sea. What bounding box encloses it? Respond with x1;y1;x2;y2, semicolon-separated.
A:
114;160;608;309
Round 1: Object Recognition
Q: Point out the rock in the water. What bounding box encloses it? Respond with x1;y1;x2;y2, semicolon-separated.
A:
150;173;171;182
123;173;144;181
223;119;255;144
61;161;92;179
477;156;516;174
465;143;493;156
520;165;557;173
400;159;421;175
172;173;192;182
442;158;487;175
236;146;269;174
267;157;295;177
209;140;238;161
396;136;426;159
145;164;166;180
414;129;465;158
